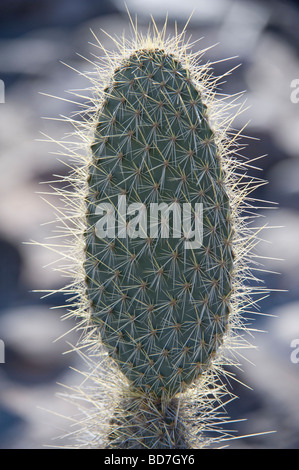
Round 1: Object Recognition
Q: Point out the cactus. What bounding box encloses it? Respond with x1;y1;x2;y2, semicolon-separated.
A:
42;17;269;449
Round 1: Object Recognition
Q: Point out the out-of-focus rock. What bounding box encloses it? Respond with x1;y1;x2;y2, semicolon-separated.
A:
0;305;78;383
245;33;299;159
253;208;299;294
267;158;299;209
235;301;299;448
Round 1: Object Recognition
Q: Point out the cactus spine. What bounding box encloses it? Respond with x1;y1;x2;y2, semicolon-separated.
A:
43;17;268;449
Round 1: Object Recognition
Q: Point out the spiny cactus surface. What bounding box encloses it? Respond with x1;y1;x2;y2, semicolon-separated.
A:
85;49;234;400
38;16;271;449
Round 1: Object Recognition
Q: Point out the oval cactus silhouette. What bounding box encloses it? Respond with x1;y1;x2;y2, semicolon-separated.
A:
41;16;270;449
85;49;234;398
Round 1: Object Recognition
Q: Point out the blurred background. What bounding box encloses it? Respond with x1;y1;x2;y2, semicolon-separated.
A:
0;0;298;449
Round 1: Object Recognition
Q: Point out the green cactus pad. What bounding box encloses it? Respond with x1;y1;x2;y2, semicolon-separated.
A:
85;49;234;398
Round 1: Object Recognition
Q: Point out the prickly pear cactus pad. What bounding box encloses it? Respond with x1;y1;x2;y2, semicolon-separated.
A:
85;48;233;400
41;17;270;449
